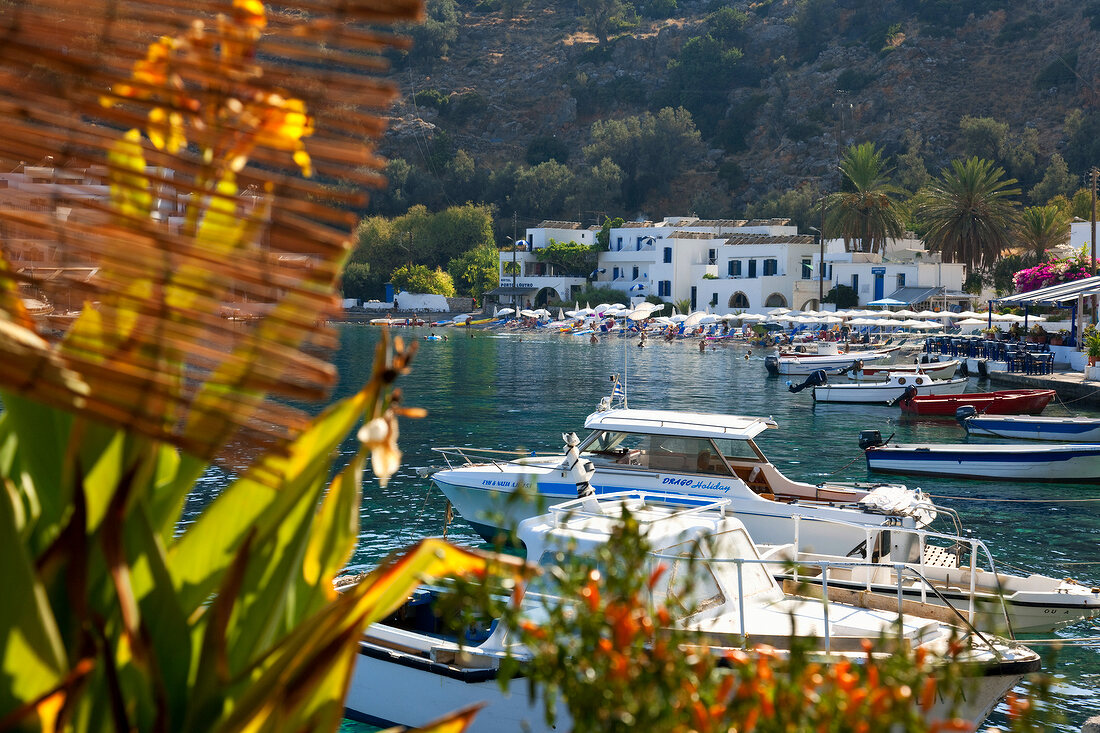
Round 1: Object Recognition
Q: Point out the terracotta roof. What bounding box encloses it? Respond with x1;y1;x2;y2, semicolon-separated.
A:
668;231;721;239
536;220;583;229
723;234;815;245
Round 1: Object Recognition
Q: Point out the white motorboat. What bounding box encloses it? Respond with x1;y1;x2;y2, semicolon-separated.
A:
848;359;960;381
430;400;936;559
345;493;1040;731
800;373;969;404
757;513;1100;633
958;408;1100;442
765;344;900;376
860;432;1100;481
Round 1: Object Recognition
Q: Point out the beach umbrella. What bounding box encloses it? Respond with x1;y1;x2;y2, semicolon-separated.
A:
496;307;515;316
955;310;984;319
909;320;942;330
683;311;707;327
627;307;655;321
993;313;1023;322
767;307;790;315
557;308;564;320
534;308;551;317
955;318;988;326
699;314;721;324
670;314;687;323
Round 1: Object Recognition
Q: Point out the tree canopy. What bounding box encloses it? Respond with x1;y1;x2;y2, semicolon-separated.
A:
916;157;1022;270
391;263;457;296
584;107;706;210
825;142;907;254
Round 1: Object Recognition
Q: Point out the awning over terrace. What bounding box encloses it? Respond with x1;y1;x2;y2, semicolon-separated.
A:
993;275;1100;305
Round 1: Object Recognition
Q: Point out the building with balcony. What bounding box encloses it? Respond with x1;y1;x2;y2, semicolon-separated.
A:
796;237;970;310
491;220;597;307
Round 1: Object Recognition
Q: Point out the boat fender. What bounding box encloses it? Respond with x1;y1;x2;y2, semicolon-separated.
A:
977;359;989;378
888;384;919;407
958;360;969;377
559;432;595;497
787;369;828;393
955;405;978;428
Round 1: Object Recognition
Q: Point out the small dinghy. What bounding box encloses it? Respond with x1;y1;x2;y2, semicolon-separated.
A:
957;407;1100;442
859;430;1100;482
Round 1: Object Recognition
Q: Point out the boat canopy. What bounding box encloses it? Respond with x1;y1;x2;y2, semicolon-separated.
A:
584;409;778;441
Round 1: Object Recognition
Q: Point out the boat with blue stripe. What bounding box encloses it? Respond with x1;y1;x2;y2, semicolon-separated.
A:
956;407;1100;442
861;431;1100;481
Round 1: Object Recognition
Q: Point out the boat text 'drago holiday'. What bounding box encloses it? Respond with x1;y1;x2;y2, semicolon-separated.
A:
957;407;1100;442
898;389;1055;416
858;430;1100;482
344;492;1040;732
764;344;901;376
755;511;1100;633
787;371;969;405
429;382;937;559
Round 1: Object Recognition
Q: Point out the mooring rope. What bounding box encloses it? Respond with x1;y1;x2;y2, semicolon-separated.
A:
928;494;1100;503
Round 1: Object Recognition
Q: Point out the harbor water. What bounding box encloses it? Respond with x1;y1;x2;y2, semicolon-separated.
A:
246;324;1098;731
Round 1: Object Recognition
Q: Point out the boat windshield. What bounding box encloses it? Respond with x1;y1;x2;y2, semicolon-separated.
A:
583;431;763;473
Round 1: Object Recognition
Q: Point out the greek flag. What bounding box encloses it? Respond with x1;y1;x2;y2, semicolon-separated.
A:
611;380;625;400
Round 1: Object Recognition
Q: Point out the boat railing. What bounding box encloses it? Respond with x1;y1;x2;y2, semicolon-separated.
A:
546;490;733;527
432;446;561;471
783;513;1011;633
651;551;1006;655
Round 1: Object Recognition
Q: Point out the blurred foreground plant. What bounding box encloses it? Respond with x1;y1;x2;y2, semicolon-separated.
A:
0;0;498;731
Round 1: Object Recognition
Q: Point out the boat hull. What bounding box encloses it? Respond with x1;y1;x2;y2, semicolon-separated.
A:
779;573;1100;633
853;360;959;381
433;469;922;558
766;349;896;375
865;443;1100;481
963;414;1100;442
347;623;1035;732
813;377;969;404
900;389;1055;416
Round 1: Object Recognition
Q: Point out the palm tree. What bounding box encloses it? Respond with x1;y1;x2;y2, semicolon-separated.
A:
824;142;907;255
1016;204;1070;257
916;157;1022;269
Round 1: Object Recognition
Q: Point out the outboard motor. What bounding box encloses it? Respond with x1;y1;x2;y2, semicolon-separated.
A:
955;405;978;430
889;383;919;407
786;369;828;393
764;355;780;374
559;432;595;497
858;430;886;451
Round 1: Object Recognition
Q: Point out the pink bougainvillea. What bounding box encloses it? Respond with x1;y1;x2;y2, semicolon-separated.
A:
1013;252;1094;293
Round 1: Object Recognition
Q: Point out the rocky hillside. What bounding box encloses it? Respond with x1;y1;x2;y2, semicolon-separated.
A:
375;0;1100;219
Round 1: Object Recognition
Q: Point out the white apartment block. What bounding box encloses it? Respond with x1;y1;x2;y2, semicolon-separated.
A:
496;217;971;312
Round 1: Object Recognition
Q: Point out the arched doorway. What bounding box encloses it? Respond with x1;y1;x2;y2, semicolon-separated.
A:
764;293;788;308
728;291;749;309
800;298;820;311
534;287;557;307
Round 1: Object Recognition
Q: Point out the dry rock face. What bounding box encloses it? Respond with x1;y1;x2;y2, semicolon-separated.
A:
378;0;1098;209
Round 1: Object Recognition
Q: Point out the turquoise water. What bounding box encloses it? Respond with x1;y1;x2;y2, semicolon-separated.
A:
320;326;1099;730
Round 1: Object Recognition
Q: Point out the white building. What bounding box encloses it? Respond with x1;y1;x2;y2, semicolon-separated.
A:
498;217;971;313
490;220;596;307
803;237;969;310
595;217;812;311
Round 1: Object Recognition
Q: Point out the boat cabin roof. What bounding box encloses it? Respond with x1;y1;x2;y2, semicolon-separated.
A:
583;408;778;442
